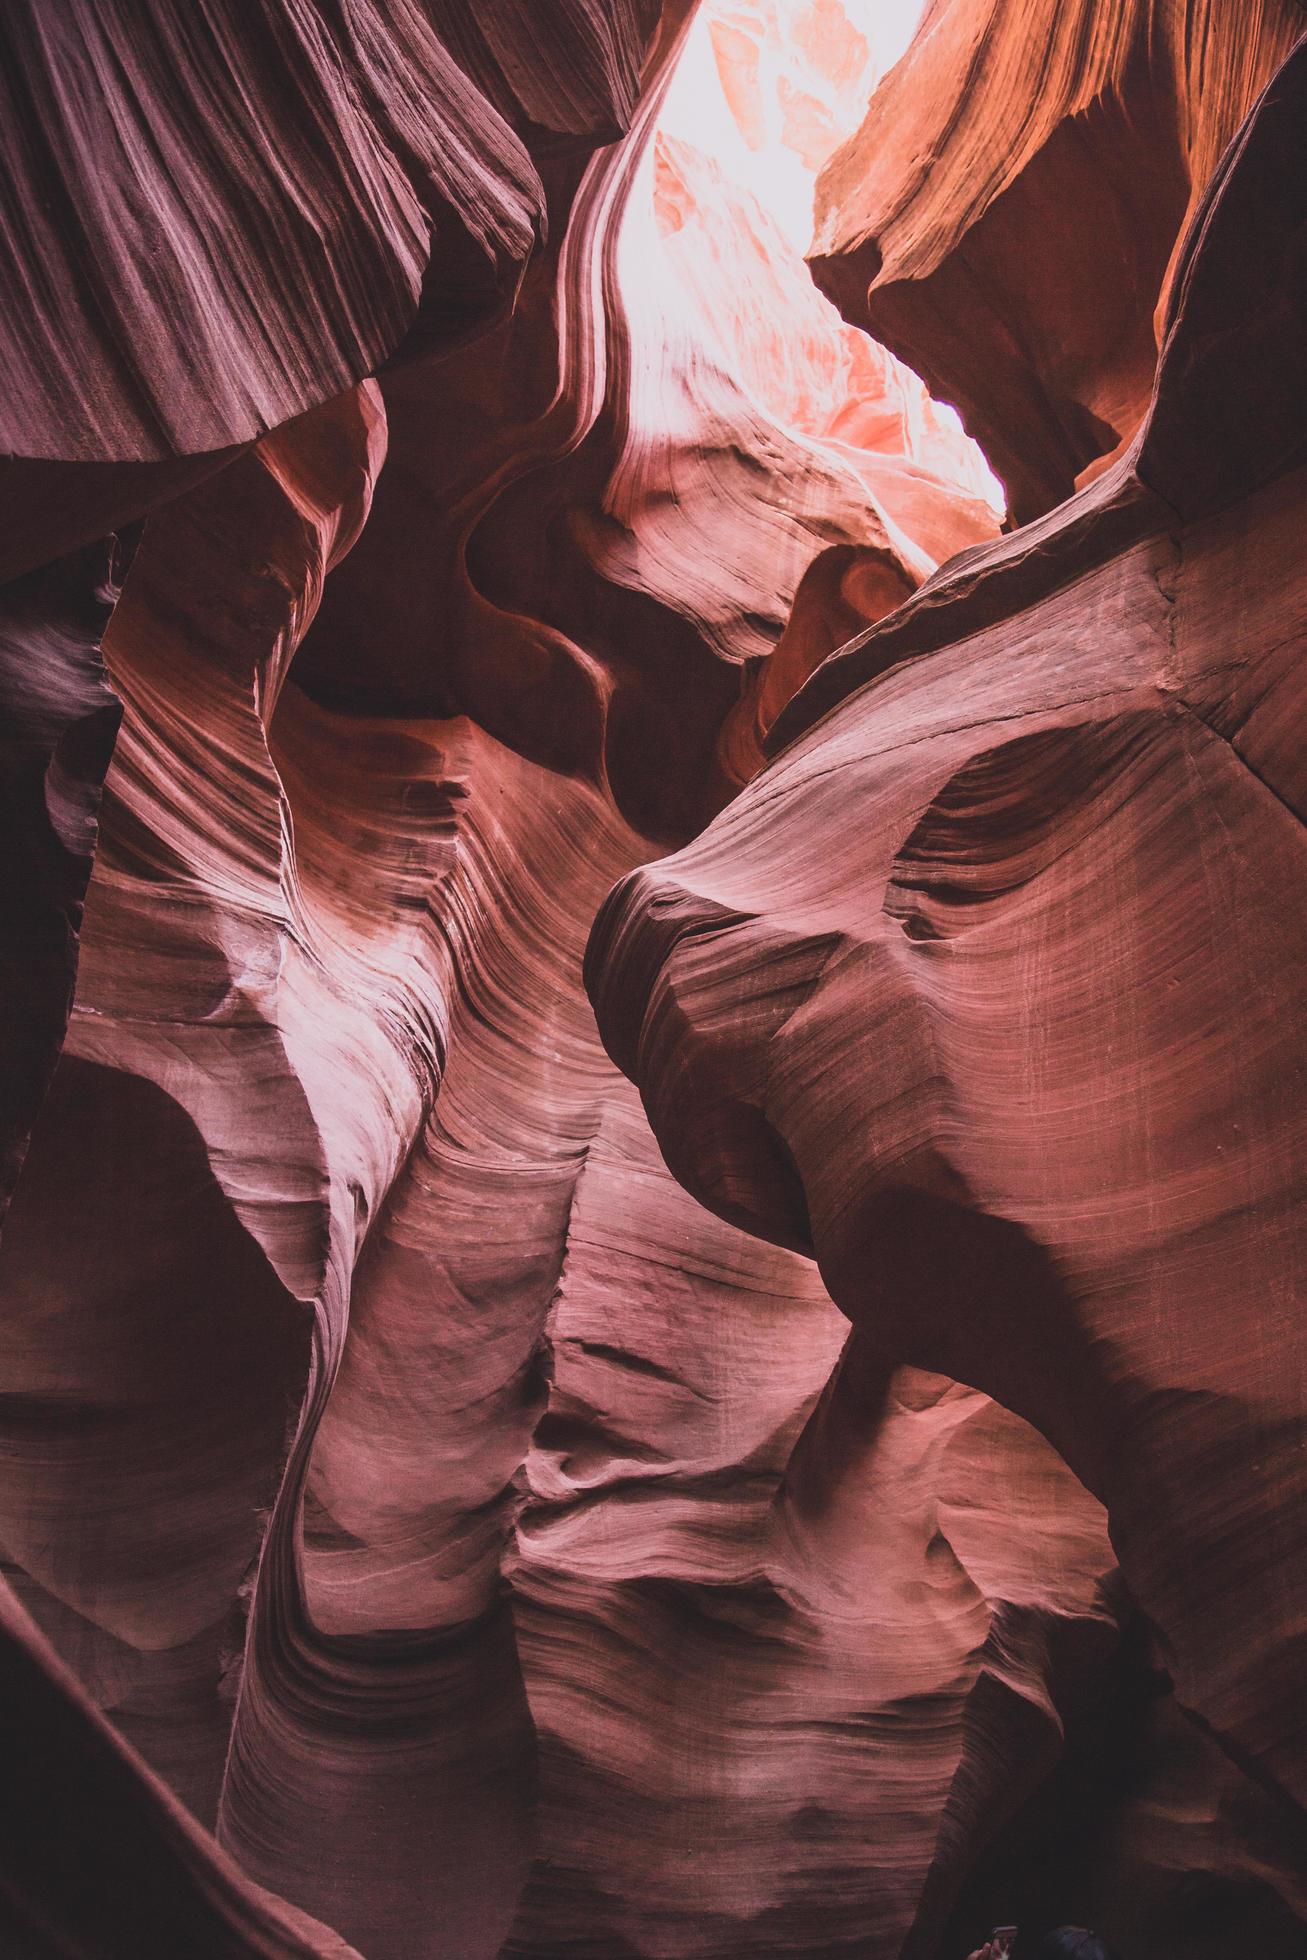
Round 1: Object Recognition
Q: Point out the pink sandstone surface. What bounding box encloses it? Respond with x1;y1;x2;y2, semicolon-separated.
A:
0;4;1304;1958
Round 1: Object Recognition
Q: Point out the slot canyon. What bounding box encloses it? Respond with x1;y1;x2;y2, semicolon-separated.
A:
0;2;1305;1955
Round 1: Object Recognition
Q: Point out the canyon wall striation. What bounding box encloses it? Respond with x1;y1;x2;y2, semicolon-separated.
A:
1;3;1304;1957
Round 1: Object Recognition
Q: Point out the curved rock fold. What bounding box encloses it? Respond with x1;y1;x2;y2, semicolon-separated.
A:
2;5;1305;1958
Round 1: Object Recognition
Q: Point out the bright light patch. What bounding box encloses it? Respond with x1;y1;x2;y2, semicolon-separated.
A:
645;0;1006;524
660;0;928;253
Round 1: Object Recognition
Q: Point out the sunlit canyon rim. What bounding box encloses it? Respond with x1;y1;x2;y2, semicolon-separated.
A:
0;3;1305;1956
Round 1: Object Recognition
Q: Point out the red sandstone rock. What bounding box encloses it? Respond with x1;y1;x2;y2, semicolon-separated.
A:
4;374;1092;1952
2;4;1305;1957
0;1;539;465
590;40;1307;1947
0;540;122;1217
298;0;996;841
0;1577;363;1956
0;1;664;582
809;0;1304;523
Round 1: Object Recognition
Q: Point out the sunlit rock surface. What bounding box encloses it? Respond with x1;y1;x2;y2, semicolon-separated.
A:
809;0;1305;522
1;3;1304;1958
591;37;1307;1956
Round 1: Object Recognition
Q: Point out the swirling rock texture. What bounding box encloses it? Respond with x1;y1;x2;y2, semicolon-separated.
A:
1;6;1303;1960
592;21;1307;1960
809;0;1307;524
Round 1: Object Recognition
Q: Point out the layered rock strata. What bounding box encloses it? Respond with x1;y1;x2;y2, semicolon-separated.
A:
591;37;1307;1952
1;2;1304;1957
809;0;1305;522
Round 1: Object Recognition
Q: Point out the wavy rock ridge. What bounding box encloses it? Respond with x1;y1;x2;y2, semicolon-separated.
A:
810;0;1304;523
1;3;1304;1958
591;24;1307;1957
